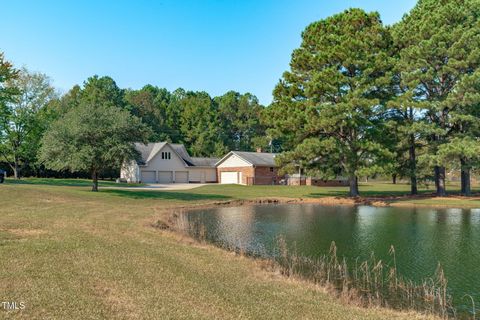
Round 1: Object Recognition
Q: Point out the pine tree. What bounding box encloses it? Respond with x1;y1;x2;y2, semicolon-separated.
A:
393;0;480;196
269;9;393;196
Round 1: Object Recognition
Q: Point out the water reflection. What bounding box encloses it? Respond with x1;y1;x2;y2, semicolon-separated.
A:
187;204;480;312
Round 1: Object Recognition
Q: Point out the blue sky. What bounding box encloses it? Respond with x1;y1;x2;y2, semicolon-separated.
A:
1;0;417;105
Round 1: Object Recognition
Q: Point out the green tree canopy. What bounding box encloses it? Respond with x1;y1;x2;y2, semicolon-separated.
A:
125;85;173;142
0;67;56;178
39;76;150;191
215;91;265;152
392;0;480;195
0;53;18;105
269;8;393;196
178;91;226;157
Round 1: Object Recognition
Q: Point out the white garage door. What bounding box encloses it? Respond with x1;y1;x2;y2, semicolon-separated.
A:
221;172;239;184
158;171;173;183
141;171;156;183
175;171;188;183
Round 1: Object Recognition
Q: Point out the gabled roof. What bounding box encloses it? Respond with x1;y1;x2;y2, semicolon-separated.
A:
170;144;193;164
146;142;168;163
134;143;158;165
191;157;219;167
215;151;278;167
133;142;217;168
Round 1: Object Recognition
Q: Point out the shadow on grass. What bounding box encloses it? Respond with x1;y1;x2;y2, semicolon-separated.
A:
5;178;143;188
307;190;428;198
101;189;231;201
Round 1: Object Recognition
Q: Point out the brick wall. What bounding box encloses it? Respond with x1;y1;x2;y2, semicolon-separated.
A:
217;166;254;185
253;166;280;185
287;176;349;186
307;177;349;186
216;166;281;185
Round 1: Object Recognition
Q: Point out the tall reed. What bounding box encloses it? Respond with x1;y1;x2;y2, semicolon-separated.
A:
168;212;457;318
275;235;455;318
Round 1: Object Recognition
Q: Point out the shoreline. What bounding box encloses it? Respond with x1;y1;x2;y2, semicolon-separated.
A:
158;194;480;213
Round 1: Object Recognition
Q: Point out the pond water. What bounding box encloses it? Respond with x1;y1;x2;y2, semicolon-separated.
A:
186;204;480;314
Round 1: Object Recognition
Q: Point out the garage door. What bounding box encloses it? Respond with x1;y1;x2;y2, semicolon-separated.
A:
141;171;156;183
221;172;239;184
175;171;188;183
158;171;172;183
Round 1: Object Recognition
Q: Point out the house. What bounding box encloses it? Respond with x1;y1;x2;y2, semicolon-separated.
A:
216;150;281;185
121;142;218;183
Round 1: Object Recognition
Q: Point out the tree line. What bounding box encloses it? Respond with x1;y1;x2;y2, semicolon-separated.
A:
0;63;266;189
267;0;480;196
0;0;479;195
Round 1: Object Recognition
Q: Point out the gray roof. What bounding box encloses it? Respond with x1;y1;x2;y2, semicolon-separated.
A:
134;142;158;165
170;143;193;164
133;142;216;168
218;151;278;167
191;157;219;167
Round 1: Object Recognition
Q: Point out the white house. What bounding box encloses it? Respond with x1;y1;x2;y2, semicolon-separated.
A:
121;142;218;183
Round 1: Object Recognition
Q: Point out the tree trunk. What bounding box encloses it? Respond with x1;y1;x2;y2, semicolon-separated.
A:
348;175;359;197
408;134;418;195
460;158;471;196
410;175;418;196
92;171;99;192
434;166;446;196
13;159;20;179
392;174;397;185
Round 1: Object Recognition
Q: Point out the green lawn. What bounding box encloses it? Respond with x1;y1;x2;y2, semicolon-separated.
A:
97;180;480;207
186;183;480;207
5;177;480;207
0;181;439;319
5;177;145;188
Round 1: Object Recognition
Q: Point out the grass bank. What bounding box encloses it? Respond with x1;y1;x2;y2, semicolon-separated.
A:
0;180;443;319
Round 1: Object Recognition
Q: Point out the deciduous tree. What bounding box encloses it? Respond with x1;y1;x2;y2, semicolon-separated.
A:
39;76;150;191
0;68;55;178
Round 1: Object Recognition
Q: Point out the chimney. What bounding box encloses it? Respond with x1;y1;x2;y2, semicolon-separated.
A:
256;147;263;153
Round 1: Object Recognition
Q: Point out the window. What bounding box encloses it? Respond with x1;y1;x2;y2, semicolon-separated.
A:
270;167;274;173
161;152;171;160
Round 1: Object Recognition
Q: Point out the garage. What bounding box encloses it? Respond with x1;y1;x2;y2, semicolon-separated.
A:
220;171;240;184
141;171;156;183
175;171;188;183
158;171;173;183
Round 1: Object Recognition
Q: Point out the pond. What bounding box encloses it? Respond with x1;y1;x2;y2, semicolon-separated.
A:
186;204;480;314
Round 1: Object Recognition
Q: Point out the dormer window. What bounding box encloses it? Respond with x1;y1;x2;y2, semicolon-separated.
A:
161;152;171;160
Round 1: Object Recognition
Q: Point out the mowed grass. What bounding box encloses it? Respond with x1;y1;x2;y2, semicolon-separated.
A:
5;177;145;188
0;182;438;320
102;180;480;207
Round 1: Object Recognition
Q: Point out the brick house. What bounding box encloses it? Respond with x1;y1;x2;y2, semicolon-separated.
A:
215;151;280;185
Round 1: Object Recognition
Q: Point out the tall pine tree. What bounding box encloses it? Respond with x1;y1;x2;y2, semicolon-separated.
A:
393;0;480;196
269;9;392;196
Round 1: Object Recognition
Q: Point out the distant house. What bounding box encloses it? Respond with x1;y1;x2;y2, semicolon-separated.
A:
121;142;218;183
286;174;348;187
216;150;281;185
